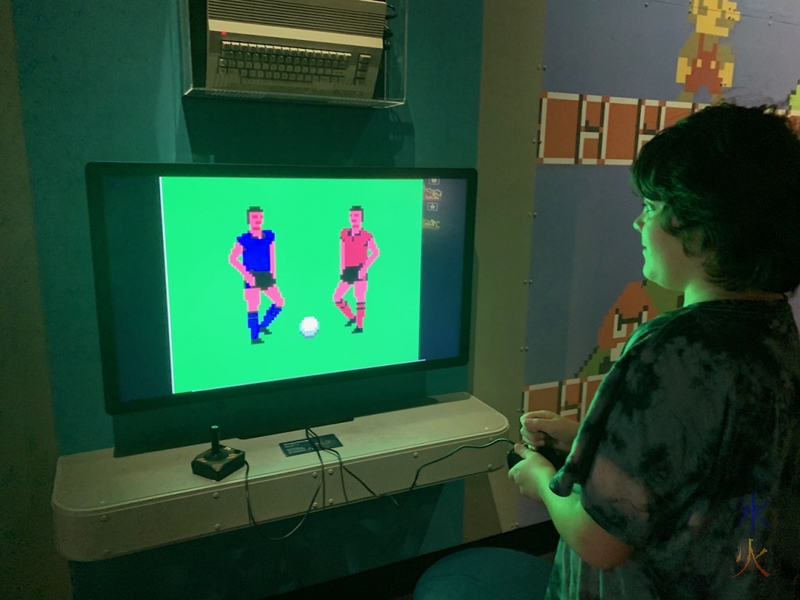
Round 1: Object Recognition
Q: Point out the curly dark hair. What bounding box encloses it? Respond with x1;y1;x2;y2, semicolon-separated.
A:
631;103;800;294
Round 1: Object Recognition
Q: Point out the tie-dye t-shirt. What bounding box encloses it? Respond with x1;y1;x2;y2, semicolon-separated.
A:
543;298;800;600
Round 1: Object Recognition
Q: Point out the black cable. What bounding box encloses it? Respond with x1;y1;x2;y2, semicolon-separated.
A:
240;429;332;541
306;427;349;504
242;434;518;540
305;427;327;512
308;432;516;509
325;447;401;508
243;460;322;541
394;438;514;508
305;427;388;506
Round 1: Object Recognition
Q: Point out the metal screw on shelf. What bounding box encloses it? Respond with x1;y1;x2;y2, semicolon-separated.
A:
100;515;107;523
214;524;220;531
213;492;219;499
313;472;318;478
313;502;318;509
414;452;419;458
328;499;335;505
328;469;334;475
488;464;493;470
103;549;110;556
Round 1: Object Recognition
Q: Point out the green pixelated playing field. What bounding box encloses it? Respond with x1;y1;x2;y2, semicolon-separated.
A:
159;176;423;394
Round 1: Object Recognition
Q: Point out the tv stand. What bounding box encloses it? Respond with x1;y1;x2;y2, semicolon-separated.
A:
53;393;508;561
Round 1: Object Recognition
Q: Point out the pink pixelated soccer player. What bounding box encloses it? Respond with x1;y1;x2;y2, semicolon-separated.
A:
228;206;286;344
332;206;380;334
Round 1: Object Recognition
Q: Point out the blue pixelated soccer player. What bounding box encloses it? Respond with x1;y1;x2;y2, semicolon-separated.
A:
228;206;285;344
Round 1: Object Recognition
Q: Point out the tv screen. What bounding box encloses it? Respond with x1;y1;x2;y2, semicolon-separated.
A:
87;164;477;416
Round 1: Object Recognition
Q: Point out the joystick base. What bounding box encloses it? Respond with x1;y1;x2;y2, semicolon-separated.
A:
191;446;245;481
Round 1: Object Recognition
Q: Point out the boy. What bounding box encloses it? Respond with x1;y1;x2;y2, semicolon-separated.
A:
416;104;800;599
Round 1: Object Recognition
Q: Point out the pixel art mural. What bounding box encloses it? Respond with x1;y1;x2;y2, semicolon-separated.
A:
525;280;682;423
523;0;800;460
677;0;741;103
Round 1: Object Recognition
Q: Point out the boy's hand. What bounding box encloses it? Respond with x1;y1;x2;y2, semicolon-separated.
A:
508;443;557;502
521;410;579;453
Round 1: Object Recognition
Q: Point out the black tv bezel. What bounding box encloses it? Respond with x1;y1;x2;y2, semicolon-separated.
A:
86;162;478;416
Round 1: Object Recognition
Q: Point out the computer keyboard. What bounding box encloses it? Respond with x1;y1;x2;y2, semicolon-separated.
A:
217;40;372;85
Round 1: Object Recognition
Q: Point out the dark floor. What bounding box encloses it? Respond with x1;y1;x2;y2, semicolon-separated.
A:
272;522;560;600
391;550;556;600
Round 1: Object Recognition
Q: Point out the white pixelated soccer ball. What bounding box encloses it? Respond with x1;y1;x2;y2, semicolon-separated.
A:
299;316;320;338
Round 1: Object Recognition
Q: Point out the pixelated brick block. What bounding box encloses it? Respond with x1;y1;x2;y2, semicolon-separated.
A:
663;103;694;128
539;93;701;165
561;378;589;421
584;375;604;414
583;97;604;131
581;138;600;161
524;381;559;414
539;92;580;163
562;378;582;411
640;101;663;133
579;95;605;163
523;375;606;424
604;98;639;163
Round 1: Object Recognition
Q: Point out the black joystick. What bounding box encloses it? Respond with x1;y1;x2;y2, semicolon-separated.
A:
506;441;567;471
191;425;246;481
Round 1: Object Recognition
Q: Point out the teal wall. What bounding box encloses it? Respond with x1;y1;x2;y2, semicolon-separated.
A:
13;0;482;457
12;0;483;596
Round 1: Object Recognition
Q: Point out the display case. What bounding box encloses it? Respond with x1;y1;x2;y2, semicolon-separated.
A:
179;0;407;108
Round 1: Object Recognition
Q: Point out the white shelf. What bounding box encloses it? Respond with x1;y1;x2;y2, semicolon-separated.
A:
53;393;508;561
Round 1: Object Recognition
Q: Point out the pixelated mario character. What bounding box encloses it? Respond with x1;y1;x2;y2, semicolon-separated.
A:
524;280;683;420
228;206;286;345
789;81;800;112
577;280;682;377
677;0;740;104
332;206;380;334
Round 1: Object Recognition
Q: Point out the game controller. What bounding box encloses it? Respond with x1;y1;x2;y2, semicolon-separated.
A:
506;442;567;470
191;425;245;481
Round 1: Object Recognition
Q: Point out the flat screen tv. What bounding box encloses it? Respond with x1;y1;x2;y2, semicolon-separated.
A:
87;163;477;434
